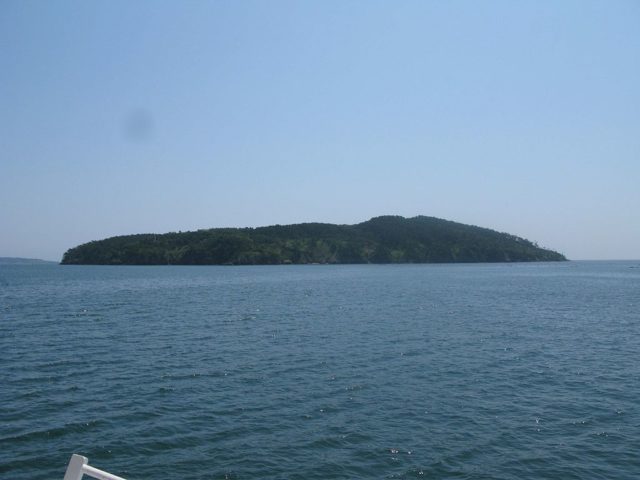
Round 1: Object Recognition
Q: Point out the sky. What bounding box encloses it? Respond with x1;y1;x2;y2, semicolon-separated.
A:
1;0;639;261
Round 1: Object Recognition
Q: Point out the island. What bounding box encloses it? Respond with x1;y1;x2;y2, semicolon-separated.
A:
60;215;566;265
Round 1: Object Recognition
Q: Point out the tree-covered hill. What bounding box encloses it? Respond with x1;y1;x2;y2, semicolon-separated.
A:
60;216;566;265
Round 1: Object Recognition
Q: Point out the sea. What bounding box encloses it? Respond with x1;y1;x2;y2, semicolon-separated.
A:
1;261;639;480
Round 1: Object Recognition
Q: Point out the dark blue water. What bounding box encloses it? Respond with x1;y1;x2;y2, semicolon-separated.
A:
1;262;639;480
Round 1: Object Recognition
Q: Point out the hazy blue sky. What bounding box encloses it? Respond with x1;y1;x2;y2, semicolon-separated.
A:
1;0;639;261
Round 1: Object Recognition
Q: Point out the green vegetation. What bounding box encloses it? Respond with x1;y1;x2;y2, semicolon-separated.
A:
61;216;566;265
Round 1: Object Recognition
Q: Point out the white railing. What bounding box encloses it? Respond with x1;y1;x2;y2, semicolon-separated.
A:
63;454;127;480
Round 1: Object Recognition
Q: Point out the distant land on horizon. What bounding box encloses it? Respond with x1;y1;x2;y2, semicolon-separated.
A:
61;215;566;265
0;257;57;265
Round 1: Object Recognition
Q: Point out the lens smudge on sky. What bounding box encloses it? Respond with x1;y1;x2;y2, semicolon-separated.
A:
123;109;154;142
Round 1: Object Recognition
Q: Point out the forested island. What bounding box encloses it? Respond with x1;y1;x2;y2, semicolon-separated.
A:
61;216;566;265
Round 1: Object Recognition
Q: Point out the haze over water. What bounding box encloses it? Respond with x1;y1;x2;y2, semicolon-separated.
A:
2;261;639;479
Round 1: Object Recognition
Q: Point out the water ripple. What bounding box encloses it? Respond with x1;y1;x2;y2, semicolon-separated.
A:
1;262;639;479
